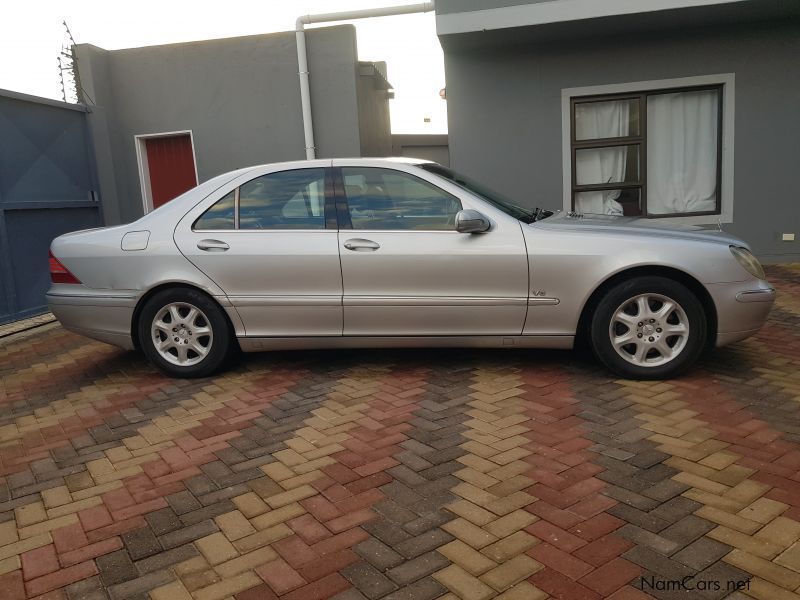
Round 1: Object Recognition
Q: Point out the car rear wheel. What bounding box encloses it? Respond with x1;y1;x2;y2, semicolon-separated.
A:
590;276;707;380
138;288;233;378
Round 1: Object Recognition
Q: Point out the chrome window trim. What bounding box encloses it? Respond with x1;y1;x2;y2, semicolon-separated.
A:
190;229;337;234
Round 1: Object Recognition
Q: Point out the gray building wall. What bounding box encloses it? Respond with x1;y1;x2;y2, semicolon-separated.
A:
356;62;393;157
436;0;547;14
76;25;390;225
0;90;102;324
442;20;800;262
392;134;450;167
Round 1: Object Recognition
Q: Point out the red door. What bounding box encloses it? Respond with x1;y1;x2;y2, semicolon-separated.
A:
145;134;197;209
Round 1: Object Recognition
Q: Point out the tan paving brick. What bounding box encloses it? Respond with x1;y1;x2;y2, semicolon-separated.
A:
775;542;800;573
17;514;79;539
71;480;123;501
452;482;499;507
724;480;772;505
41;486;72;509
0;555;21;576
0;520;19;546
192;571;262;600
0;532;52;561
707;525;783;559
214;546;279;577
457;454;499;474
739;497;789;525
744;577;800;600
672;471;730;495
233;524;293;553
495;581;548;600
215;511;257;542
455;468;500;490
264;485;317;509
15;501;47;527
485;491;536;516
260;462;297;482
695;505;762;535
683;488;746;512
174;555;212;577
481;531;539;562
486;475;534;497
442;518;498;550
446;500;496;527
47;496;103;519
438;540;497;576
195;532;240;566
232;492;269;519
434;564;495;600
480;554;543;591
250;505;305;531
755;517;800;549
150;580;194;600
485;510;538;539
277;470;325;491
724;548;800;589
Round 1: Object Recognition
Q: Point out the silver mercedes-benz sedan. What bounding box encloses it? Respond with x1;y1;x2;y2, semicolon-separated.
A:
48;158;775;379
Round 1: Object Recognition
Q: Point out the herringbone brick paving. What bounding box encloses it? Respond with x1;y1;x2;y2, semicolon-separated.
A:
0;264;798;600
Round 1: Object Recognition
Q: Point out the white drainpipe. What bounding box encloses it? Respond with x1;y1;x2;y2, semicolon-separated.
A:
296;1;435;160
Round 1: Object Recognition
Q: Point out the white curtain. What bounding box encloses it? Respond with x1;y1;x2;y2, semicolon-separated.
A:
574;101;629;215
647;90;718;214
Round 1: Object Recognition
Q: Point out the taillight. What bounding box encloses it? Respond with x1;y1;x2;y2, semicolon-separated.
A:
49;251;82;284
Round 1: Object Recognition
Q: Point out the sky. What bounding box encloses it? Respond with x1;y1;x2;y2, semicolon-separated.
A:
0;0;447;134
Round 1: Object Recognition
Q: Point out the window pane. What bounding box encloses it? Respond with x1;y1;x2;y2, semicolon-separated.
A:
342;167;462;231
575;145;640;186
575;188;641;216
647;89;719;215
239;168;326;229
195;191;235;230
574;99;640;140
282;179;324;218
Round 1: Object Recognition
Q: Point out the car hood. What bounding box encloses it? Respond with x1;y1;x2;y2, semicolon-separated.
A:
533;212;746;248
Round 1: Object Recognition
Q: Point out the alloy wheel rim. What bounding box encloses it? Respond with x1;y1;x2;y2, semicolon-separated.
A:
151;302;213;367
609;293;689;367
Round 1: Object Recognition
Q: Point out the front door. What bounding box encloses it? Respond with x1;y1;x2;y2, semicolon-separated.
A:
143;134;198;209
335;165;529;336
174;165;342;337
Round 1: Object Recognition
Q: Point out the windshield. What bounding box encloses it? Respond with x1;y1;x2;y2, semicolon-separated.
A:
420;163;543;222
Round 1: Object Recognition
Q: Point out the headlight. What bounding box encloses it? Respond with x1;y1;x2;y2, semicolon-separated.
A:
730;246;765;280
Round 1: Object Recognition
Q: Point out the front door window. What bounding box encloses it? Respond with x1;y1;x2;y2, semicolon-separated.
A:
341;167;462;230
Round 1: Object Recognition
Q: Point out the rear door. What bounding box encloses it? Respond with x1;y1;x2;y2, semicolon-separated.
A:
334;162;529;336
174;163;342;337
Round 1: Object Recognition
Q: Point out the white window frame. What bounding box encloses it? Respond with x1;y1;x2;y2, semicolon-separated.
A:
134;130;199;214
561;73;735;225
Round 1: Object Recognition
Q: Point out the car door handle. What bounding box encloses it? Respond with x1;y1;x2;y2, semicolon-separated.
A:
197;239;230;252
343;238;380;252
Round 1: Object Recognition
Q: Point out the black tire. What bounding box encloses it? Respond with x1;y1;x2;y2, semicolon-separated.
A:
138;287;233;378
590;276;707;380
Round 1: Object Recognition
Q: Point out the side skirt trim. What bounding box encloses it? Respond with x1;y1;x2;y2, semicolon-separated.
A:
238;335;574;352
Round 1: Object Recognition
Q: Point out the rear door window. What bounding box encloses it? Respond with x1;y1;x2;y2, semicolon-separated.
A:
239;168;326;230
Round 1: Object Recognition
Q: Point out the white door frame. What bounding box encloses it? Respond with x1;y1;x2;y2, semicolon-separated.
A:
134;130;199;213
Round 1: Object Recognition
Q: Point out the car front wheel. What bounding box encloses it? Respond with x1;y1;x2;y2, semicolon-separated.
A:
590;276;707;380
138;287;233;378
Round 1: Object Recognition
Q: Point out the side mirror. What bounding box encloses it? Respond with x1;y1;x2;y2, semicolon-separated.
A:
455;209;491;233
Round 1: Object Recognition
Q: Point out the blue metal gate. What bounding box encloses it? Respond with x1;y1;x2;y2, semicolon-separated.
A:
0;89;102;325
